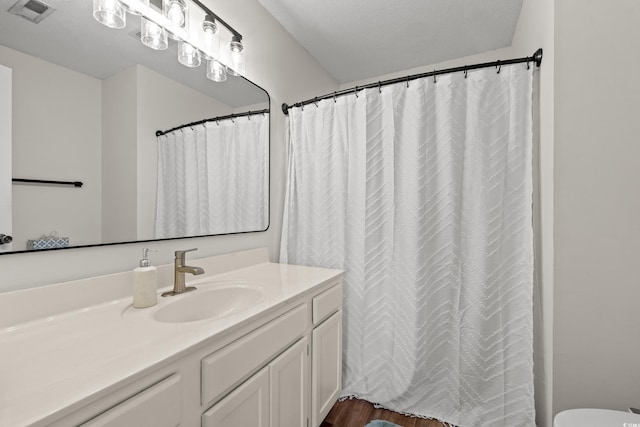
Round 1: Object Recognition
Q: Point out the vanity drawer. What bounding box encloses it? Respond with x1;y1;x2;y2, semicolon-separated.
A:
201;304;308;407
80;374;181;427
312;282;343;325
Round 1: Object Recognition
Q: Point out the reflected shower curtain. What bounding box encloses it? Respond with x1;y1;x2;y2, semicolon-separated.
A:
155;114;268;238
281;66;534;426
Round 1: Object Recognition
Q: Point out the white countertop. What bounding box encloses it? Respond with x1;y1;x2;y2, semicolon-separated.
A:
0;255;342;427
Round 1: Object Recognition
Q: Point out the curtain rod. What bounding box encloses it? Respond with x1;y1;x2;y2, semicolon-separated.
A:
156;108;269;137
281;48;543;115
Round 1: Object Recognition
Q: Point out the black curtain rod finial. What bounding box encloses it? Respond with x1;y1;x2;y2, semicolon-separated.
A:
282;103;289;116
533;48;543;67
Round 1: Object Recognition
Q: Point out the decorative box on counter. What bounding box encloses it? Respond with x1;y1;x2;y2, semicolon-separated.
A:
27;234;69;250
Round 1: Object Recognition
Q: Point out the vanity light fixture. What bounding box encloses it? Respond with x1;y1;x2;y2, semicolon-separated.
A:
206;59;227;82
141;16;168;50
227;35;245;77
92;0;245;80
201;13;220;61
178;41;201;67
163;0;186;27
202;14;217;34
93;0;126;29
117;0;143;16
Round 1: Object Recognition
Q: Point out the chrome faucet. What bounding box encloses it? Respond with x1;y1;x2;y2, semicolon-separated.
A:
161;248;205;297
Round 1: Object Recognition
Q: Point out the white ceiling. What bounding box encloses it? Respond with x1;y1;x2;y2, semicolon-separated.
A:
259;0;524;84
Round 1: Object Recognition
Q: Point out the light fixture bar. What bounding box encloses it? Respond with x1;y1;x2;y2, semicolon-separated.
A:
96;0;245;80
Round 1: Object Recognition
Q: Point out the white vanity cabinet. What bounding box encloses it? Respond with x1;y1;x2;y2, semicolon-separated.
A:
2;255;343;427
310;284;343;427
202;366;270;427
201;304;310;427
79;375;182;427
202;280;343;427
270;337;310;427
202;336;310;427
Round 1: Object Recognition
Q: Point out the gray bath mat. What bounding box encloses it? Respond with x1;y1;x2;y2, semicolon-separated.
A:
364;421;402;427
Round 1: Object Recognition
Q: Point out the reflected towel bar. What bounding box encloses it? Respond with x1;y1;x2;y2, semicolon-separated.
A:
12;178;83;188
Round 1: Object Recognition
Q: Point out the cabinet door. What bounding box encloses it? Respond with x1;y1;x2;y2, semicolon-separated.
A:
312;310;342;427
270;336;310;427
202;366;269;427
80;374;181;427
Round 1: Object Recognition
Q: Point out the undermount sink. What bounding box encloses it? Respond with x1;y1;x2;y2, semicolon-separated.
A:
154;285;264;323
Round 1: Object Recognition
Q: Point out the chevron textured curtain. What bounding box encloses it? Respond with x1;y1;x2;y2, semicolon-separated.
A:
281;65;534;426
155;114;268;238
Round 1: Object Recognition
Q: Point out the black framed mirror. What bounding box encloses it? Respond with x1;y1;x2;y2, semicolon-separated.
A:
0;0;270;255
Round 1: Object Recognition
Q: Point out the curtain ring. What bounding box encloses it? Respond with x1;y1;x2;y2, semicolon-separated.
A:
526;61;531;70
301;103;304;111
406;76;410;88
464;67;468;79
333;92;337;103
433;72;437;83
231;117;235;123
314;97;319;108
496;61;501;73
354;86;359;98
378;81;382;93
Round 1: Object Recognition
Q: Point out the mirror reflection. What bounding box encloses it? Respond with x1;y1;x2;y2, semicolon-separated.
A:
0;0;270;254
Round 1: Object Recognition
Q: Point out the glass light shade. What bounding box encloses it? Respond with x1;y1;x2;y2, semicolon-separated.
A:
178;42;201;68
117;0;147;16
206;59;227;82
93;0;126;29
163;0;186;27
201;25;220;61
227;37;245;76
202;16;217;35
141;17;168;50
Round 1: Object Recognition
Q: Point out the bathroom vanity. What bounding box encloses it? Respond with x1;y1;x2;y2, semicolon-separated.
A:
0;249;343;427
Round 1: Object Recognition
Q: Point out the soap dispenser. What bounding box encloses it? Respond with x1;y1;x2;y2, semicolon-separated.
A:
133;248;158;308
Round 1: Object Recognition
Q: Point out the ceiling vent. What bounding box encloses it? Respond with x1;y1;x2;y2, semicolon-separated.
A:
8;0;55;24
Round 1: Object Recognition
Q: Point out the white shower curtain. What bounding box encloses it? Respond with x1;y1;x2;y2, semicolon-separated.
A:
155;113;268;238
281;65;534;427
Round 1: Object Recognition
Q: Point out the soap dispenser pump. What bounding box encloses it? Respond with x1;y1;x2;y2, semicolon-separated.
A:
133;248;158;308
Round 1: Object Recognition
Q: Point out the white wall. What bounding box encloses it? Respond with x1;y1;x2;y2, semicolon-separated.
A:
510;1;554;425
136;65;234;240
0;46;102;251
102;66;138;244
0;0;337;292
554;0;640;415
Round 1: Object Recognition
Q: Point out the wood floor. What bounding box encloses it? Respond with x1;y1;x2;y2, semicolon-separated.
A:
320;398;448;427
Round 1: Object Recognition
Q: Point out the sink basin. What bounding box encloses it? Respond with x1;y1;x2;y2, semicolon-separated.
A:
153;285;264;323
